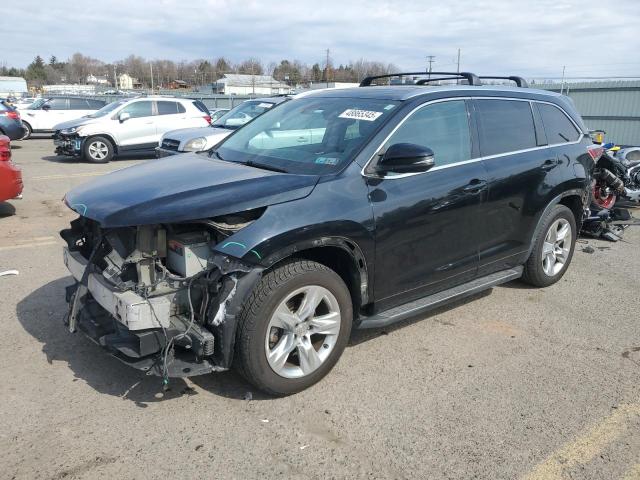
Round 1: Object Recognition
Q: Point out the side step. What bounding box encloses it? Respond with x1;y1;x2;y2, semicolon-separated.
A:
357;267;523;330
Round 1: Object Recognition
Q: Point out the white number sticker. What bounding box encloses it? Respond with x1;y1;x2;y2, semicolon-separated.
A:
257;103;273;108
338;109;383;122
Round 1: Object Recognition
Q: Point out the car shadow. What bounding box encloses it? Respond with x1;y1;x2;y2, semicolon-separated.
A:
16;278;506;404
15;277;263;406
0;201;16;217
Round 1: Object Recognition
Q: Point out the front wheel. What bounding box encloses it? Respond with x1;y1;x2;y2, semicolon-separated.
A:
522;204;576;287
83;136;114;163
235;260;353;396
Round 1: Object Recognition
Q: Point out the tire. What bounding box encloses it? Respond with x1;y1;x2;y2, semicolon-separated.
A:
21;122;32;140
83;136;114;163
522;204;576;287
235;259;353;396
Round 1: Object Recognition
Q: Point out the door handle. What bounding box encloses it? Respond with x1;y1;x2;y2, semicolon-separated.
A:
462;179;487;193
541;158;559;171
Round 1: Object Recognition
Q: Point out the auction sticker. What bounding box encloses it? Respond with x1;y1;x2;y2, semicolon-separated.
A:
338;109;383;121
257;103;273;108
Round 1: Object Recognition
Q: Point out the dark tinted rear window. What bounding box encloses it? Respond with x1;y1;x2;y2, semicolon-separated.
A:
87;99;106;109
476;99;537;156
157;101;186;115
537;103;581;144
192;100;209;114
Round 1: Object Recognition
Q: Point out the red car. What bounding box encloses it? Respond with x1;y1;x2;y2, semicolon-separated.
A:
0;135;22;202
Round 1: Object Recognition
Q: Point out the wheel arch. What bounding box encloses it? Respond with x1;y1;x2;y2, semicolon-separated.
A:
84;133;118;153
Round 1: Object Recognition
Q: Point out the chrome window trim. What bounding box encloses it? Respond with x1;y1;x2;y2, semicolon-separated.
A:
361;96;584;180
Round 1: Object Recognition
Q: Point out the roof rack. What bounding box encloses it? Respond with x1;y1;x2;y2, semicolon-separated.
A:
360;71;481;87
479;76;529;88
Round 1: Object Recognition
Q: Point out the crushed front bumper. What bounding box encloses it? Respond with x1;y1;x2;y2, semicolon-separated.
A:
54;133;83;157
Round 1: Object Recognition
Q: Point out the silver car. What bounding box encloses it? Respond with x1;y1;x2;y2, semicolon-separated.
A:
156;97;289;157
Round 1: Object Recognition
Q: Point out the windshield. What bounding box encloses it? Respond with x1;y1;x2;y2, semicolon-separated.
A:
212;100;276;129
26;99;46;110
86;100;127;118
216;97;399;174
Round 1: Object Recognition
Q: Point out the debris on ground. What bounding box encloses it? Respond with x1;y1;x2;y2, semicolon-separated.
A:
582;245;596;254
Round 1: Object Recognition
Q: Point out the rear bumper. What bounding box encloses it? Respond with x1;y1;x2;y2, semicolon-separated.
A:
1;121;25;141
0;161;23;201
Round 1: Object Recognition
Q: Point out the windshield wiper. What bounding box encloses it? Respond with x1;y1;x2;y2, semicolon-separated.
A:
245;161;288;173
209;150;225;161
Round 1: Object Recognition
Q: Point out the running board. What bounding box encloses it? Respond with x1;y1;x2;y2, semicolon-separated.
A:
357;267;523;330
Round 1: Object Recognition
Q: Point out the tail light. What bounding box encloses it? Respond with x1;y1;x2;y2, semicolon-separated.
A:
587;144;604;162
0;135;11;161
204;115;212;125
0;110;20;120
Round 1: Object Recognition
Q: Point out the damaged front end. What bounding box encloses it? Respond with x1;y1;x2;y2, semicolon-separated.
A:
60;215;263;379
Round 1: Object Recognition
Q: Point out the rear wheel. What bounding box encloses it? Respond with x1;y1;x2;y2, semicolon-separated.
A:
235;260;353;396
21;122;32;140
522;204;576;287
83;136;113;163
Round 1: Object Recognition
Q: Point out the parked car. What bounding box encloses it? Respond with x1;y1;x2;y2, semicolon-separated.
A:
208;108;230;123
0;101;25;141
13;97;38;109
156;98;287;156
0;135;23;202
60;72;594;395
19;96;107;139
53;97;212;163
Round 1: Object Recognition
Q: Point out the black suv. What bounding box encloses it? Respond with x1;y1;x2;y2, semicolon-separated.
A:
60;72;594;395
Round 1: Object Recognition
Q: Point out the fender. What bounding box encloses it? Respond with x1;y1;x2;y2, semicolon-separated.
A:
526;188;586;258
262;236;371;305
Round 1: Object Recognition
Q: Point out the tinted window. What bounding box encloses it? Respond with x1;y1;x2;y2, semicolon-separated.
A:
384;100;471;167
45;98;68;110
87;99;106;109
69;98;89;109
157;101;185;115
192;100;209;114
120;101;153;118
537;103;581;144
476;99;536;156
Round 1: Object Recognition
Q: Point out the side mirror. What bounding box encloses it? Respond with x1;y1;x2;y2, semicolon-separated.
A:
377;143;435;174
41;104;51;111
118;112;131;122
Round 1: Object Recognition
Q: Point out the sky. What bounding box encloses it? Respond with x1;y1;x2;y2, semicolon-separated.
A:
3;0;640;79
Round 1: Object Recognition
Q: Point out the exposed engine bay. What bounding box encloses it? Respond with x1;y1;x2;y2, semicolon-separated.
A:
60;212;265;382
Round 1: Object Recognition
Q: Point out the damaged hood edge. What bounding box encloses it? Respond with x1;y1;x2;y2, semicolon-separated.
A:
64;153;320;228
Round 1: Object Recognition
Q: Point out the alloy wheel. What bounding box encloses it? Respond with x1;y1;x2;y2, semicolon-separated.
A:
541;218;572;276
88;141;108;160
265;285;342;379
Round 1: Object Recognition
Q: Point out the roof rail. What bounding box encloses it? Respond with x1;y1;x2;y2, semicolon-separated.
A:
479;76;529;88
360;71;481;87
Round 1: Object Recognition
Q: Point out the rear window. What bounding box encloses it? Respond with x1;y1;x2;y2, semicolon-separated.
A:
157;101;186;115
192;100;209;114
476;99;537;156
537;103;581;144
87;99;106;109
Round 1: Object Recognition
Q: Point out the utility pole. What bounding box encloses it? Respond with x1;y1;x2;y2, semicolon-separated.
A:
150;62;154;92
426;55;435;79
113;65;117;90
456;49;461;84
325;49;330;88
560;65;566;95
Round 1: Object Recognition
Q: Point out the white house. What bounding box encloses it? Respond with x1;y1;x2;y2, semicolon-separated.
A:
215;74;293;95
117;73;141;90
86;74;110;85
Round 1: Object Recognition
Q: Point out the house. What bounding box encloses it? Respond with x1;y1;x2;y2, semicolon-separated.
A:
117;73;142;90
214;74;294;95
167;80;190;90
86;74;110;85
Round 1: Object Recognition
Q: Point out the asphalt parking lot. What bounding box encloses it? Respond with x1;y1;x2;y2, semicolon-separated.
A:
1;139;639;480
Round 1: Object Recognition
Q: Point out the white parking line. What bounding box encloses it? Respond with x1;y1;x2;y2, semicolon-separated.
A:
30;172;116;181
0;240;60;252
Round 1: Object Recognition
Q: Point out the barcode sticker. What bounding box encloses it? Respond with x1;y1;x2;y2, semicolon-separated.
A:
338;109;383;121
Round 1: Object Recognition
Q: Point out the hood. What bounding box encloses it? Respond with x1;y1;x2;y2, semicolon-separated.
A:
64;153;319;228
163;126;231;145
53;116;97;131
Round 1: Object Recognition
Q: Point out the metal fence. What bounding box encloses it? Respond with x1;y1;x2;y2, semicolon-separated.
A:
536;81;640;146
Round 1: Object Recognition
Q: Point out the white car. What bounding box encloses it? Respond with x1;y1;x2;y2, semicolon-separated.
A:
53;97;212;163
18;96;107;139
156;97;288;157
